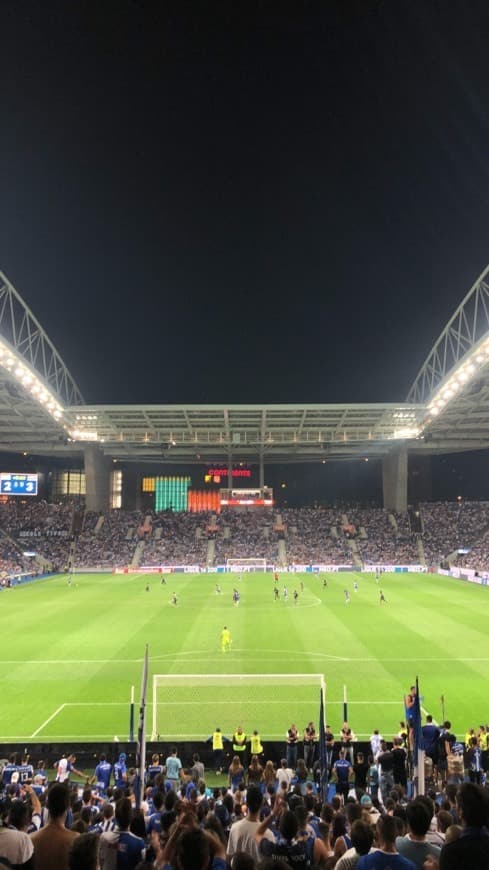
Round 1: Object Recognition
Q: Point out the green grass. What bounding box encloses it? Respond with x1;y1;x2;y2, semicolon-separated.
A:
1;570;488;743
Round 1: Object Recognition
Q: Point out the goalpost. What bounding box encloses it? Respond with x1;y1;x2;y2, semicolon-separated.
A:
151;673;326;741
226;558;267;572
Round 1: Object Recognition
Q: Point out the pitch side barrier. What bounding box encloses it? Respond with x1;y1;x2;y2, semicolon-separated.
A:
439;566;489;586
113;565;359;574
362;565;426;573
0;570;54;588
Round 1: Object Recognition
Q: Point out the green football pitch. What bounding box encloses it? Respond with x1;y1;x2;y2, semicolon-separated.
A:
1;570;488;744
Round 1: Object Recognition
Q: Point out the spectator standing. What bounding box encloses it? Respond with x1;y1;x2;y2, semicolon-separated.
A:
99;797;145;870
367;756;379;802
146;753;163;784
232;726;248;767
93;754;112;794
467;736;484;784
395;798;441;868
0;800;34;869
54;754;84;784
226;785;264;864
303;721;317;771
285;724;299;769
250;729;263;759
228;756;245;793
332;748;353;803
358;815;416;869
209;728;226;774
165;747;182;791
246;755;263;789
377;741;395;803
392;737;408;790
335;819;375;870
113;752;127;788
190;753;205;783
353;752;369;799
370;730;383;760
68;833;99;870
422;715;440;772
30;783;79;870
439;783;489;869
276;758;293;791
341;722;355;763
325;724;335;771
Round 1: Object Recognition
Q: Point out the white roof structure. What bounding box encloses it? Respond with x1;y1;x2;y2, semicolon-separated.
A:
1;265;489;463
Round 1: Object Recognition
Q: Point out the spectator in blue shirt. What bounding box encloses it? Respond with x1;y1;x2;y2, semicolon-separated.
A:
332;748;352;802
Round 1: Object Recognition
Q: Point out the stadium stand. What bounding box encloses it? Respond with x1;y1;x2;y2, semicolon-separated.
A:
2;499;489;573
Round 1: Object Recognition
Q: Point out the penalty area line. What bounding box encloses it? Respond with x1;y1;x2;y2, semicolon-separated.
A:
31;704;66;738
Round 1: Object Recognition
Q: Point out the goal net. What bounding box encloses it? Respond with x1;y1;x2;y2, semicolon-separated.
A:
151;673;326;741
226;558;267;572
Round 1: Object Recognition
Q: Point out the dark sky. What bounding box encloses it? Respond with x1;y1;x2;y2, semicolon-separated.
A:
2;0;489;406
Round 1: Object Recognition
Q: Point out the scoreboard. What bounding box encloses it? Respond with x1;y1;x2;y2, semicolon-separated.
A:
0;473;38;496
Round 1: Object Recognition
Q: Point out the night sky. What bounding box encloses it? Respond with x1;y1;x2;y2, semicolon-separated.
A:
2;1;489;407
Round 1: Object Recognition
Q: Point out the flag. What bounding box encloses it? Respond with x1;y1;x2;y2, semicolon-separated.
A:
318;685;328;803
135;644;149;808
412;676;424;756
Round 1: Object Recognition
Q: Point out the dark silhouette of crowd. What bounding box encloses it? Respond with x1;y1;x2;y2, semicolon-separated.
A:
2;727;489;869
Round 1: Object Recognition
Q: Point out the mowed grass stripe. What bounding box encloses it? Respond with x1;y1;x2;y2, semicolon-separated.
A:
1;570;488;740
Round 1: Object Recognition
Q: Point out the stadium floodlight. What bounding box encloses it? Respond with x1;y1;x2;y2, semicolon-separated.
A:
0;338;67;425
392;427;420;440
421;328;489;430
70;429;98;442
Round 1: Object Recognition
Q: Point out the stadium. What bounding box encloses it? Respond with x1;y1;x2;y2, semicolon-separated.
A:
5;4;489;866
1;261;489;796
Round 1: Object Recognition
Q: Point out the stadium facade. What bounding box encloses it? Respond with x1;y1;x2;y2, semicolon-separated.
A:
1;265;489;510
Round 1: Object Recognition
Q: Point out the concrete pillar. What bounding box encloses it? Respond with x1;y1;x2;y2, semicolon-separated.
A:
228;456;233;489
382;447;408;512
259;453;265;490
84;446;110;512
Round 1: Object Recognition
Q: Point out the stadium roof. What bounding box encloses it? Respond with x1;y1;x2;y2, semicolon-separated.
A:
2;266;489;464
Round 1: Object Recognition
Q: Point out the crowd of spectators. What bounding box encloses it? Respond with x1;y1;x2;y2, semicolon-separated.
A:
213;511;280;565
421;501;489;566
1;499;489;574
280;508;351;565
143;512;210;566
349;509;419;565
75;511;145;568
2;725;489;870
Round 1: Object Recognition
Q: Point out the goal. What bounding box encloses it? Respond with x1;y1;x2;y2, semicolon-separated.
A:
226;558;267;572
151;673;326;741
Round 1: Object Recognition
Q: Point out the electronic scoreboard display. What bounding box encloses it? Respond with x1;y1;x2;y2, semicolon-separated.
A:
0;473;38;496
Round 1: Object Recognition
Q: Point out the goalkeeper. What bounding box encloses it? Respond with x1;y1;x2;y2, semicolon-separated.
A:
221;625;232;652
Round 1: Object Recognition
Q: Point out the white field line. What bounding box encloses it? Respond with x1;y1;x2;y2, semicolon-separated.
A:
4;655;489;664
31;704;66;738
151;700;403;706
